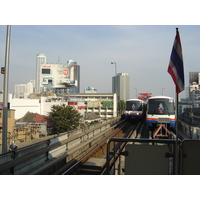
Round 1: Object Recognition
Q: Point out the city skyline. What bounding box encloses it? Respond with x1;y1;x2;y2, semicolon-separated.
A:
1;25;200;99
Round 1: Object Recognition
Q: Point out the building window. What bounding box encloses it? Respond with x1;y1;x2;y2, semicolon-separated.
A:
48;79;53;85
42;69;51;74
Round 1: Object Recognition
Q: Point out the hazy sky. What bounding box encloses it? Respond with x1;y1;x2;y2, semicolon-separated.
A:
1;0;199;194
1;25;200;99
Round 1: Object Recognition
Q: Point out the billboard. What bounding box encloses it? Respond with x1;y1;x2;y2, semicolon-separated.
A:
84;87;97;93
87;101;101;107
102;101;113;107
40;63;79;89
138;93;152;100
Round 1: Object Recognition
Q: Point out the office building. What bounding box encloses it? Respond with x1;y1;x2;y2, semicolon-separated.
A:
112;73;129;101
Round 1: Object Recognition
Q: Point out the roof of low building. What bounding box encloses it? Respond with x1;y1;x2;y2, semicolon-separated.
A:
16;111;51;123
84;112;101;120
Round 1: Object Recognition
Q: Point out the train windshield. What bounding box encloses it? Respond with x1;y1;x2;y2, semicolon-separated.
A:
126;101;142;111
148;98;175;115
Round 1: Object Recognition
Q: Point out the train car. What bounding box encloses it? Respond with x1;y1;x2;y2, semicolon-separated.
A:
123;99;145;120
146;96;176;138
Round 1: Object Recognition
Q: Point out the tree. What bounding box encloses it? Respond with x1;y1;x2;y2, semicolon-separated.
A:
118;100;126;115
48;104;82;134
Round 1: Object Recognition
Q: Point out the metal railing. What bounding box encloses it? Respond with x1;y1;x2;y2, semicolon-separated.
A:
105;138;179;175
105;137;200;175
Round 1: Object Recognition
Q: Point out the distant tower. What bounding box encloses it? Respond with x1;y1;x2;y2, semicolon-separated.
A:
112;73;129;101
36;53;46;92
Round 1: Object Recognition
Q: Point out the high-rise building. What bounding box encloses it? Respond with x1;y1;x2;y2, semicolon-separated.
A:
189;72;199;85
112;73;129;101
14;80;35;98
36;53;46;92
14;84;27;98
27;80;35;94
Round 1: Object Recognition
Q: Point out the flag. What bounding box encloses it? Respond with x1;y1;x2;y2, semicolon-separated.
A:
168;28;184;94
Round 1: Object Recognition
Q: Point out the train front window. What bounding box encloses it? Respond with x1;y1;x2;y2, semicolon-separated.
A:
148;99;175;115
126;101;142;111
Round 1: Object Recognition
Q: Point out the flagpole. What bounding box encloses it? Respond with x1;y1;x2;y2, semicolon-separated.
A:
175;27;180;175
175;92;179;175
168;27;184;174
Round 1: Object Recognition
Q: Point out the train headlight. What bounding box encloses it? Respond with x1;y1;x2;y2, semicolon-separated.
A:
147;118;158;121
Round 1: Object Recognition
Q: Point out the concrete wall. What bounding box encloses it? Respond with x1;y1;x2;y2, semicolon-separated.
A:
10;98;40;119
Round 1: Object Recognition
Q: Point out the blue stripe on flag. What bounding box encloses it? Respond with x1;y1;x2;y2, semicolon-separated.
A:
168;28;184;94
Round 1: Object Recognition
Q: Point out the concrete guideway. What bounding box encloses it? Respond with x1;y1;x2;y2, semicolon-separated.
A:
0;117;121;175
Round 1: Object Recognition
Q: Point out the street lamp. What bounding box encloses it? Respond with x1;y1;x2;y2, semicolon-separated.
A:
134;87;137;99
2;25;11;153
111;62;118;96
111;62;117;76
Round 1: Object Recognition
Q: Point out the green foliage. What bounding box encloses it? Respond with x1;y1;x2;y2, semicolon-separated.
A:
48;104;82;134
118;100;126;115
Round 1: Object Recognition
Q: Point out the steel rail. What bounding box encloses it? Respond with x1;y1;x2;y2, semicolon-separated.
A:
102;120;143;175
61;121;131;175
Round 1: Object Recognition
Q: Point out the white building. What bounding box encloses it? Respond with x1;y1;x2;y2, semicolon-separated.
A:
40;97;85;118
27;80;35;94
73;93;117;119
10;98;40;119
40;60;80;93
9;93;117;120
14;80;35;99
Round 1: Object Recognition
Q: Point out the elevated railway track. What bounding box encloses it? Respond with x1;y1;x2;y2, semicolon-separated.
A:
1;116;200;175
61;120;145;175
0;117;130;175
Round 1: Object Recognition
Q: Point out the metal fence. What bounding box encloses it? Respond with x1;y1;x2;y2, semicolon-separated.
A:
105;138;200;175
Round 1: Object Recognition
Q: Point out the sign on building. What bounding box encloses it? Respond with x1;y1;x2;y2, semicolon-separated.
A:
138;93;152;100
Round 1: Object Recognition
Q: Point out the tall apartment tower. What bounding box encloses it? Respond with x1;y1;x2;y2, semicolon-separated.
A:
14;84;27;98
112;72;129;101
36;53;46;92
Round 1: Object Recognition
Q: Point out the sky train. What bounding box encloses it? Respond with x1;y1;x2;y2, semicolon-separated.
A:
123;99;146;120
146;96;176;130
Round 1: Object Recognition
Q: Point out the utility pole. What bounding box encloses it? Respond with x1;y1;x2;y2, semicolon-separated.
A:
2;25;11;153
